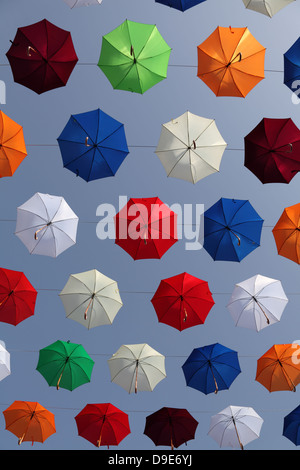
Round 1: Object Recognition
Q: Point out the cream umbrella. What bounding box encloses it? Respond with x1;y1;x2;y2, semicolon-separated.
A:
64;0;102;7
242;0;295;17
0;341;10;382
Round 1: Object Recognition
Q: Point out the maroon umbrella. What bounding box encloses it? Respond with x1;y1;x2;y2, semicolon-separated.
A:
144;407;198;449
6;19;78;94
244;118;300;184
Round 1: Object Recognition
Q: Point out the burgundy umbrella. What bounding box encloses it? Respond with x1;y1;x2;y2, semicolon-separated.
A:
144;407;198;449
244;118;300;184
6;19;78;94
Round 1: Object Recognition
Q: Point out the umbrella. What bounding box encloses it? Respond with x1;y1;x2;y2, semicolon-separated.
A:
0;267;37;325
151;272;215;331
114;197;178;260
283;404;300;445
0;110;27;178
155;0;206;11
208;405;263;450
75;403;130;448
64;0;102;7
59;269;123;329
15;192;79;258
197;26;265;97
284;37;300;95
244;118;300;184
272;202;300;264
203;197;264;261
227;274;289;331
155;111;227;184
57;108;129;182
98;19;171;94
144;407;198;449
256;343;300;392
242;0;295;17
36;340;95;391
182;343;241;395
3;401;56;445
0;341;10;382
108;343;166;394
6;19;78;94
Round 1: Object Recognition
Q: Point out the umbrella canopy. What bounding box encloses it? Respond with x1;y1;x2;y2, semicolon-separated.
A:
114;197;178;260
15;192;79;258
36;340;95;391
155;0;206;11
6;19;78;94
197;26;265;97
203;197;264;261
57;108;129;182
155;111;227;184
284;37;300;94
182;343;241;395
208;405;263;450
272;202;300;264
0;111;27;178
144;407;198;449
242;0;295;17
64;0;102;6
3;401;56;445
0;341;10;382
244;118;300;184
98;19;171;94
227;274;289;331
0;267;37;326
59;269;123;329
283;404;300;446
108;343;166;394
151;272;215;331
256;343;300;392
75;403;130;448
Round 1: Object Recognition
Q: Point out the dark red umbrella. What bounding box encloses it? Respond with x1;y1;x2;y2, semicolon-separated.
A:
0;268;37;325
151;272;214;331
144;407;198;449
75;403;131;448
114;197;178;260
244;118;300;184
6;19;78;94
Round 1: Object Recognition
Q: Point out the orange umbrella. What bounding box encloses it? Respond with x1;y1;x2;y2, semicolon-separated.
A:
256;344;300;392
0;111;27;177
272;203;300;264
3;401;56;445
197;26;266;97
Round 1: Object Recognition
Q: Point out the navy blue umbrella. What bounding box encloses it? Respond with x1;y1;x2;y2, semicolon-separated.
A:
203;197;264;262
182;343;241;395
283;405;300;445
155;0;206;12
284;37;300;93
57;108;129;182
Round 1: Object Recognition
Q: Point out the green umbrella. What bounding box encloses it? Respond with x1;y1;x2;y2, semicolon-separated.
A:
36;340;94;391
98;19;171;94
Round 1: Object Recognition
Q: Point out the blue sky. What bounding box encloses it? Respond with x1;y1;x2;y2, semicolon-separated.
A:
0;0;300;450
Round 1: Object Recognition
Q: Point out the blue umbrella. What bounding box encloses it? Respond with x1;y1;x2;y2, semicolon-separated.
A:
203;197;264;262
283;405;300;445
57;108;129;182
284;37;300;93
155;0;206;12
182;343;241;395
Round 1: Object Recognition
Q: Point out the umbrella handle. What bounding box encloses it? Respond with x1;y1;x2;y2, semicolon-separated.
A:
228;228;241;246
27;46;37;57
254;299;270;324
278;361;297;392
18;433;25;445
209;362;218;394
34;223;51;240
85;137;91;147
84;296;94;320
232;418;243;450
135;362;138;393
183;307;188;322
171;436;174;451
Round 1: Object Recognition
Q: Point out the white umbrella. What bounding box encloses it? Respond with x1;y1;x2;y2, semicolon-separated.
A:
242;0;295;17
59;269;123;329
155;111;227;184
0;341;10;382
64;0;102;7
108;343;166;394
208;405;263;450
15;192;79;258
227;274;288;331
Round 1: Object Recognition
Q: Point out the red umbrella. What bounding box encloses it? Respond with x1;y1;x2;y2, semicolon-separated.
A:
6;19;78;94
0;268;37;325
114;197;178;260
244;118;300;184
144;407;198;449
75;403;131;448
151;272;215;331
